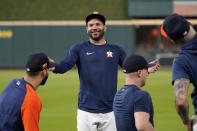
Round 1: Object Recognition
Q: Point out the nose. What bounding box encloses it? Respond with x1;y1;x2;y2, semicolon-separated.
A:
91;24;98;29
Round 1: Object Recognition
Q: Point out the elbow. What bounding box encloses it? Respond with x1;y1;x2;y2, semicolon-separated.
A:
136;126;146;131
135;122;151;131
136;125;144;131
175;96;187;107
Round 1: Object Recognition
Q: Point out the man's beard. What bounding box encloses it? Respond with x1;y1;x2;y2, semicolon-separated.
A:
40;75;48;86
88;29;105;41
140;79;146;87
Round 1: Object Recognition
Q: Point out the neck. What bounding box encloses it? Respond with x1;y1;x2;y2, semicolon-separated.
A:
180;26;197;43
89;38;106;45
125;77;141;88
24;75;40;90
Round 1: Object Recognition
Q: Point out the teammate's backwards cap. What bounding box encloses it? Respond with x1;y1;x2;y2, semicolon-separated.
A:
85;11;106;25
161;13;190;41
26;52;49;72
122;54;148;73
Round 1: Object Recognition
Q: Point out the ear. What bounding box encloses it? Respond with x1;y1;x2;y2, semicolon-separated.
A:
160;25;167;38
104;26;107;32
137;70;141;77
39;70;45;77
160;24;174;43
86;26;89;34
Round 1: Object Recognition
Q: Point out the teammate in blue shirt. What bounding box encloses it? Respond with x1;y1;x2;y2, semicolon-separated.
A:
0;52;50;131
113;54;155;131
50;12;160;131
161;13;197;131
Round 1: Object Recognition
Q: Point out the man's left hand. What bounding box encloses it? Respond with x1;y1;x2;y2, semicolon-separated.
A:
148;60;160;73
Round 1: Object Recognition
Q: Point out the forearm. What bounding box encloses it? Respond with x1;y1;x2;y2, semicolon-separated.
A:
176;102;189;124
174;78;190;124
52;61;74;74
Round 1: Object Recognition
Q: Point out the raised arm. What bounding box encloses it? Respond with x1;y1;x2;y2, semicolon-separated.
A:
48;44;79;74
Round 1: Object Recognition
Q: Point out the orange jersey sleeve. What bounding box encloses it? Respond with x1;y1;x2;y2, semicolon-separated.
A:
21;84;42;131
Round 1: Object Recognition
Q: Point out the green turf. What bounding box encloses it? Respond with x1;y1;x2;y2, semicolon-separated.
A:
0;69;194;131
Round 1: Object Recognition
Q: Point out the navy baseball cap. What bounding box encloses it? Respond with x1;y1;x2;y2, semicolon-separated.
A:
26;52;49;72
85;11;106;25
162;13;190;41
122;54;148;73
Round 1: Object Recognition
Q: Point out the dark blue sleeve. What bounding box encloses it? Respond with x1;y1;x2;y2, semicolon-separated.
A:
117;46;127;67
134;91;151;113
53;44;79;73
172;57;189;84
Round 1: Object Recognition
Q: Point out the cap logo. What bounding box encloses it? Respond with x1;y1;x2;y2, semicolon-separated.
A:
16;81;21;86
92;11;99;14
183;31;188;36
161;13;190;41
27;68;30;72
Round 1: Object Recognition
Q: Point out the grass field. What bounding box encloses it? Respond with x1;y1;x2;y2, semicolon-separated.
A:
0;69;194;131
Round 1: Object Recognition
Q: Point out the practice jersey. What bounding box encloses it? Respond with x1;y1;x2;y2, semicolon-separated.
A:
113;85;154;131
172;35;197;114
53;41;126;113
0;79;42;131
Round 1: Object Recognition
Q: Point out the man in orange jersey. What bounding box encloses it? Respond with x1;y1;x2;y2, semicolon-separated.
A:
0;52;49;131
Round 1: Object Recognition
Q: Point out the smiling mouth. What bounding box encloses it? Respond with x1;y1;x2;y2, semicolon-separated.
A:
92;32;99;34
90;29;100;33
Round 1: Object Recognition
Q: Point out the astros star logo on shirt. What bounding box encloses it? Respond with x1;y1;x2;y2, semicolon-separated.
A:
106;50;113;57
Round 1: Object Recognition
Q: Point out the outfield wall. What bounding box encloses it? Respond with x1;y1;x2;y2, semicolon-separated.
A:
1;19;197;68
0;21;135;68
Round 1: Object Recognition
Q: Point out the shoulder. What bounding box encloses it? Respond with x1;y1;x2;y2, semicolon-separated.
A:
74;41;89;47
173;52;190;65
107;42;124;50
6;79;26;93
107;43;126;55
0;79;27;109
136;90;149;96
135;90;151;101
173;54;189;70
70;41;89;50
22;85;41;109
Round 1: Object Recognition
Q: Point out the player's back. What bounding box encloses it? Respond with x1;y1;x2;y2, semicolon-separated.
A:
0;79;26;131
113;85;139;131
173;35;197;111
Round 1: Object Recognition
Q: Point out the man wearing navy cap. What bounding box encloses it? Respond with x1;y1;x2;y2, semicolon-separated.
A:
49;12;160;131
113;54;155;131
161;13;197;131
0;52;49;131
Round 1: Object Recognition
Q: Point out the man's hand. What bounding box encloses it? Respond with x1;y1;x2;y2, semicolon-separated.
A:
148;60;160;73
48;57;56;71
